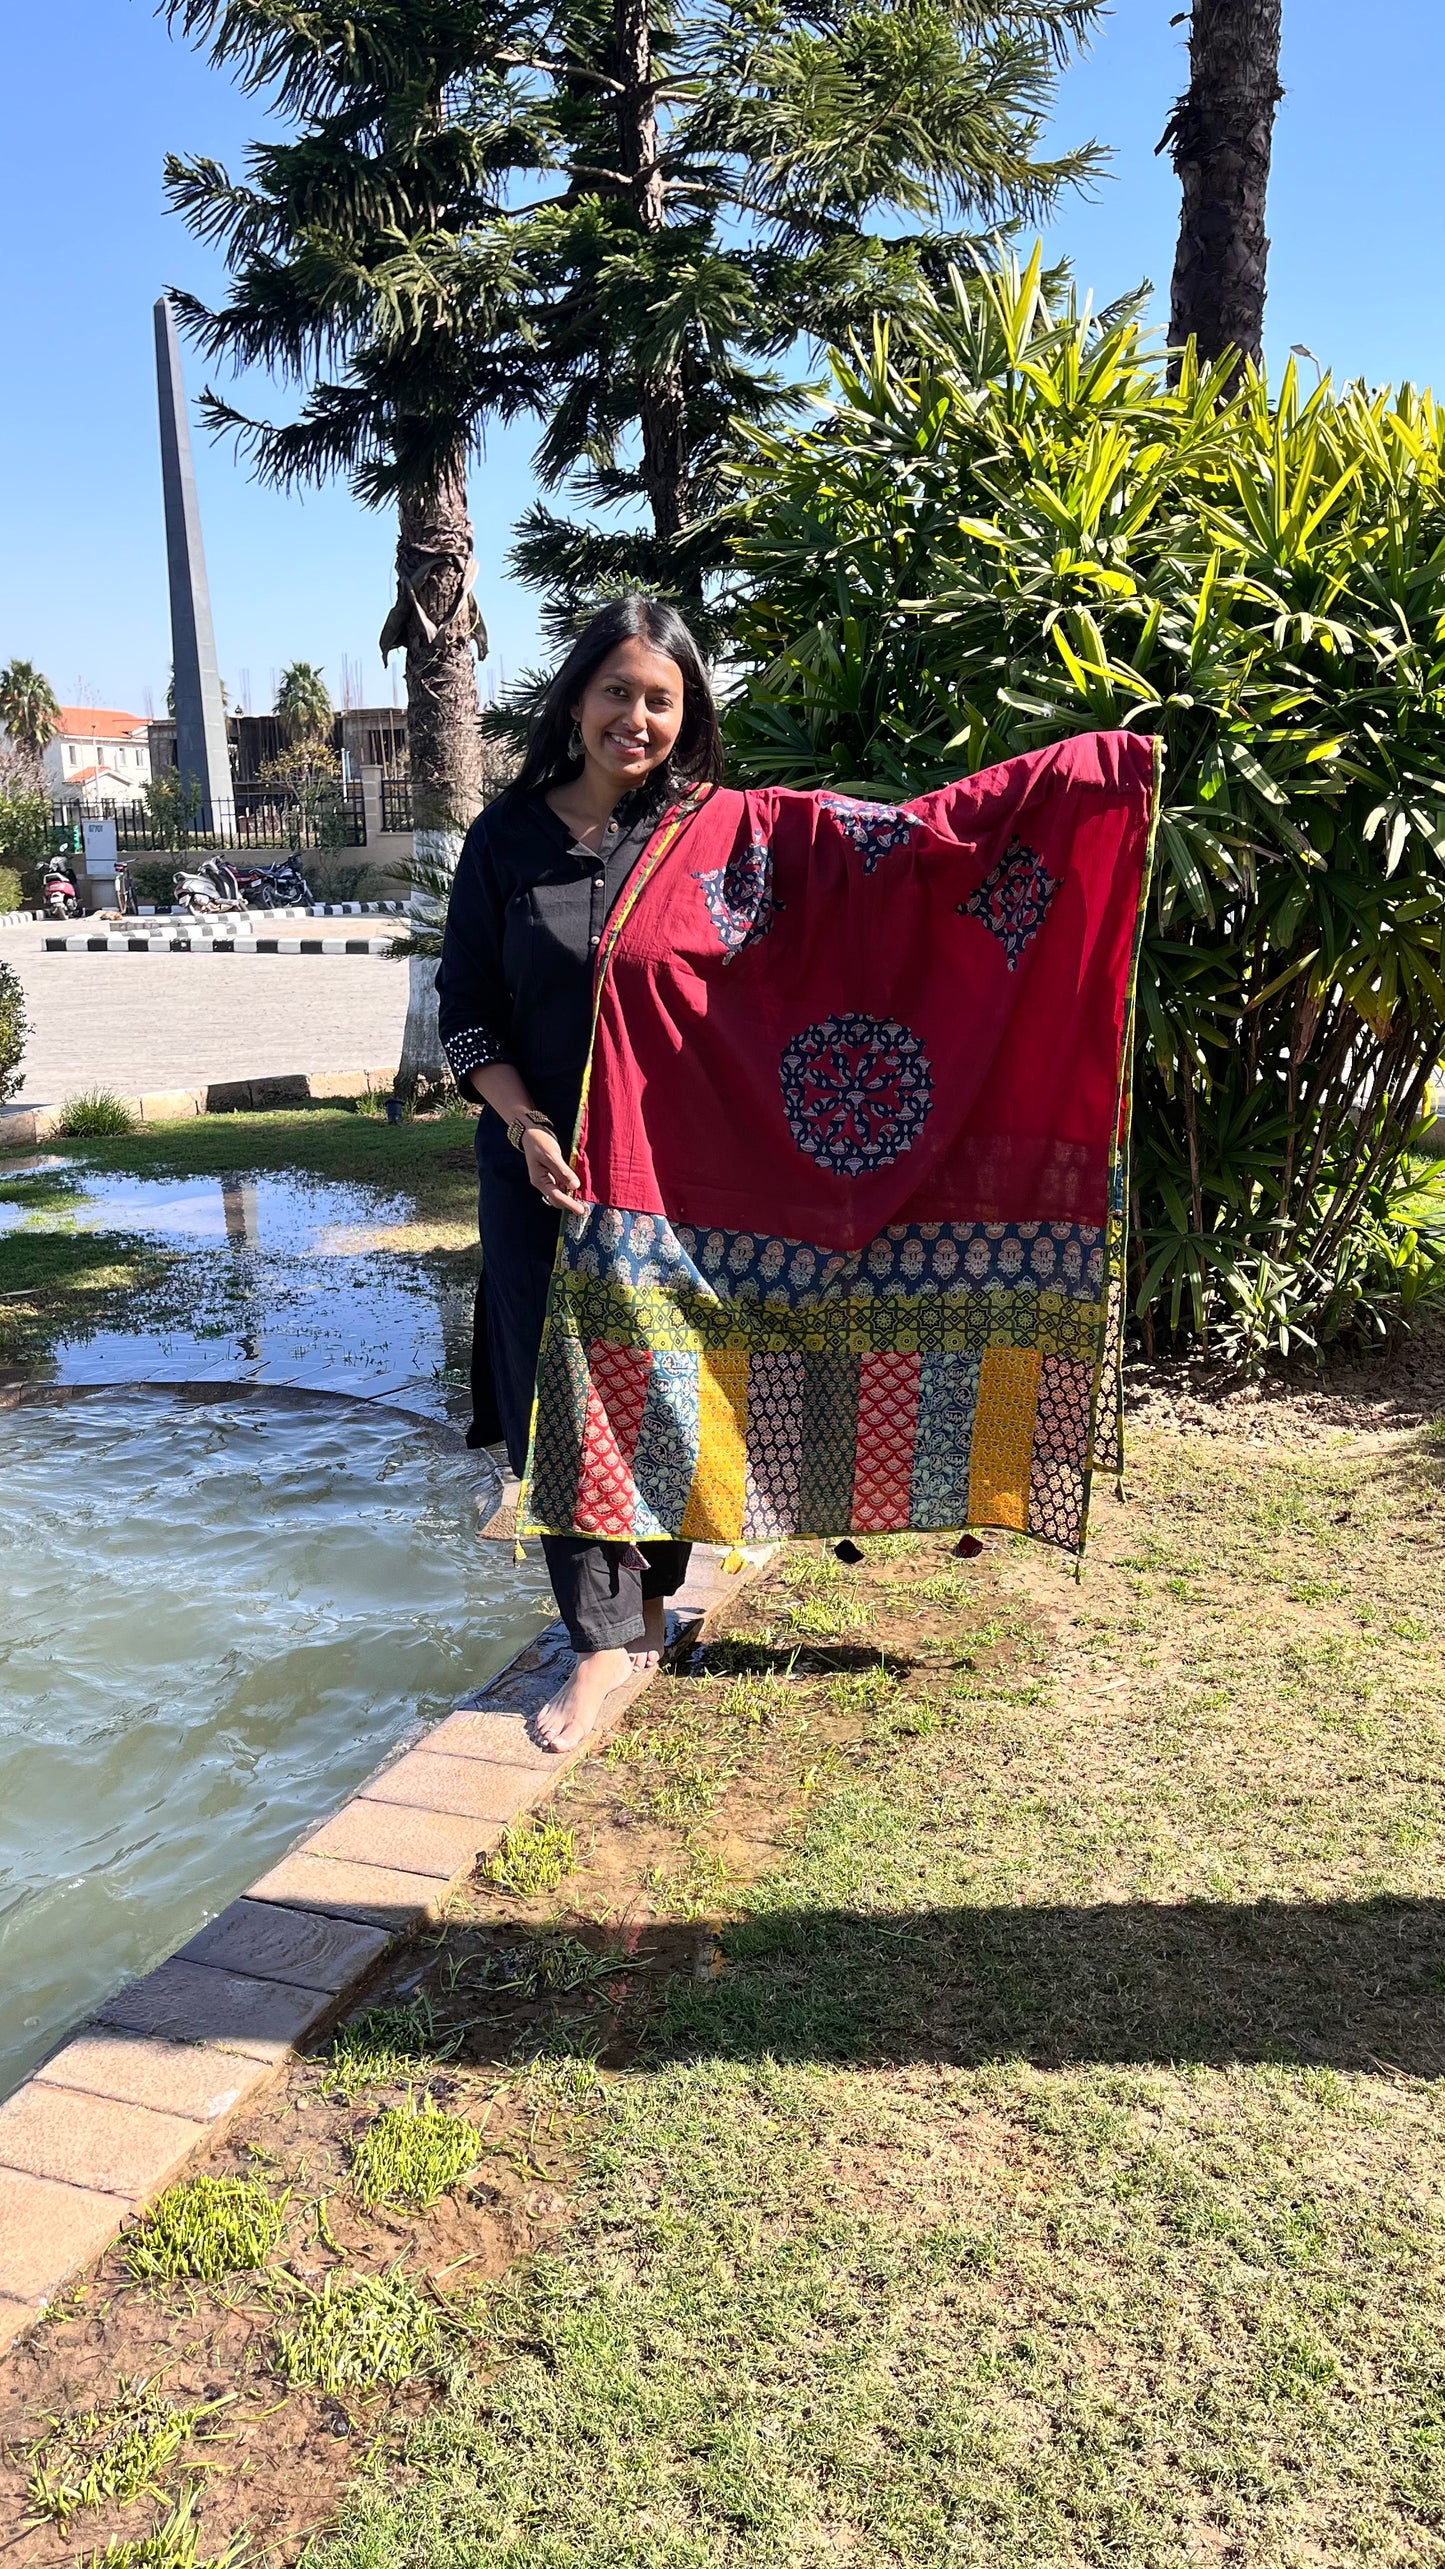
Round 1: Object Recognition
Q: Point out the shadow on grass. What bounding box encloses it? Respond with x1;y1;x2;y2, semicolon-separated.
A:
688;1639;920;1678
648;1894;1445;2077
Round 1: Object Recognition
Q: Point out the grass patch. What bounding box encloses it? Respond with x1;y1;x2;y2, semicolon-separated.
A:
79;2491;245;2569
123;2176;286;2284
481;1816;575;1897
25;2385;215;2529
57;1089;137;1138
302;1430;1445;2568
321;1994;462;2105
350;2097;482;2208
272;2271;460;2394
0;1228;169;1362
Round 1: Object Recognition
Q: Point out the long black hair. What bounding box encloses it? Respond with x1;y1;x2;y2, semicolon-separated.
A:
512;596;723;802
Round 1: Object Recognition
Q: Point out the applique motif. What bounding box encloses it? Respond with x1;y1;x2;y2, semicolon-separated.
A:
819;794;920;873
960;837;1060;969
693;836;780;958
779;1013;933;1176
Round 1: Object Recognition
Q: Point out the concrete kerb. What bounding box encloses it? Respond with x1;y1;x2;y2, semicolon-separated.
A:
0;1367;774;2346
0;1065;399;1149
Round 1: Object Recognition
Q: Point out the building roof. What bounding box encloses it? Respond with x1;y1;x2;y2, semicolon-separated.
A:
54;707;148;741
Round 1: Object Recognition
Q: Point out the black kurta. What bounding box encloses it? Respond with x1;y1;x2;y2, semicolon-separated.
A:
435;786;657;1471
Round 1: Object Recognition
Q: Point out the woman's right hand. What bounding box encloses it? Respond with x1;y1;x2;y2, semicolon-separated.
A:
523;1125;586;1212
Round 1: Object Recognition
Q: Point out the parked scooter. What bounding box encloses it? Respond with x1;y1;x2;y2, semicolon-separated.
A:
42;858;81;920
173;855;244;913
229;858;314;910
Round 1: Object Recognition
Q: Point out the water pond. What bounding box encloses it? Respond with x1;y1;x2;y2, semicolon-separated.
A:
0;1387;548;2101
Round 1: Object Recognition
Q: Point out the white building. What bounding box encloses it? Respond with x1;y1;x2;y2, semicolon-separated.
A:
44;708;152;807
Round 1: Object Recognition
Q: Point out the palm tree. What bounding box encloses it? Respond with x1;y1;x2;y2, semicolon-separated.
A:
274;662;333;742
163;0;538;1091
1159;0;1284;384
0;660;60;757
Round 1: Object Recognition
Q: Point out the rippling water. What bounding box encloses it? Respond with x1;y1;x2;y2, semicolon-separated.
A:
0;1389;549;2099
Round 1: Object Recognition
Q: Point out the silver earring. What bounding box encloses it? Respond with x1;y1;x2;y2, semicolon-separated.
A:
568;722;584;759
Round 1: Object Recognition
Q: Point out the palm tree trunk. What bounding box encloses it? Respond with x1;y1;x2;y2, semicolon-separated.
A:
614;0;691;548
381;451;485;1096
1160;0;1284;386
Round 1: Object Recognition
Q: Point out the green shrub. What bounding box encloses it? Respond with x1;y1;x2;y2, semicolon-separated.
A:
0;865;23;912
0;954;28;1104
57;1090;136;1138
727;248;1445;1357
0;786;50;878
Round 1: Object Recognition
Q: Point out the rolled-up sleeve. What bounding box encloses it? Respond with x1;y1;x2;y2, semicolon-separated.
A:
436;811;513;1088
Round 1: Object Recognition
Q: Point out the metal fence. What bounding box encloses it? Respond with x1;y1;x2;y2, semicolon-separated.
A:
380;777;414;832
50;788;367;852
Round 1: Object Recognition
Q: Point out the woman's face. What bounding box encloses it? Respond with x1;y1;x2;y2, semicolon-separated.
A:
572;639;686;791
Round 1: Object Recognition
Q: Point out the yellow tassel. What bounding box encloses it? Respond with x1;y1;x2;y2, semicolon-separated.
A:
513;1539;526;1564
720;1546;747;1575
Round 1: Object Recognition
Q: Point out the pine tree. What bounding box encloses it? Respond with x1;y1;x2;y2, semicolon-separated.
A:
163;0;542;1087
505;0;1106;637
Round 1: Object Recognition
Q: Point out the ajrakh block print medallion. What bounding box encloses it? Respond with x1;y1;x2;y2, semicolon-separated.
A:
521;1207;1113;1554
693;835;781;959
960;836;1060;970
817;794;921;872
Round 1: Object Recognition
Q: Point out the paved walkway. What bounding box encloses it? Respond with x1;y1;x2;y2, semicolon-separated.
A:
4;926;410;1105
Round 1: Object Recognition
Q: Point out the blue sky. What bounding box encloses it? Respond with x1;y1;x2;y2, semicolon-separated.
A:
1;0;1442;720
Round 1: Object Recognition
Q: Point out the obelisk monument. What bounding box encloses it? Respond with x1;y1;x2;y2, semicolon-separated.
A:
153;296;231;826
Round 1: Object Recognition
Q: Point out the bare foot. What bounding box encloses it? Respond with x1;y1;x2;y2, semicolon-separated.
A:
629;1594;668;1673
534;1645;633;1754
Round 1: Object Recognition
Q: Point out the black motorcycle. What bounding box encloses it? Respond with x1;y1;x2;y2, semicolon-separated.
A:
231;859;314;910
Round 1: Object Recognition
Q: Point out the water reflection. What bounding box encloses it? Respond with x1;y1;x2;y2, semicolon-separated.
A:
0;1160;477;1405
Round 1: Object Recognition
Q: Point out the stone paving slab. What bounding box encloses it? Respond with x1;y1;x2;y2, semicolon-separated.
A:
32;2032;267;2124
299;1798;501;1881
96;1959;338;2062
244;1851;447;1928
0;2084;205;2202
0;2168;136;2308
359;1745;540;1824
0;1537;769;2345
175;1899;391;1993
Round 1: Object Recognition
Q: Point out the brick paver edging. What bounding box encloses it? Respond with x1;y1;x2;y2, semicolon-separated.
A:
0;1065;399;1149
43;934;398;956
0;1374;771;2347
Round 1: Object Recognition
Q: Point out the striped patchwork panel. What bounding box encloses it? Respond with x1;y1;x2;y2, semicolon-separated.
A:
520;1207;1111;1553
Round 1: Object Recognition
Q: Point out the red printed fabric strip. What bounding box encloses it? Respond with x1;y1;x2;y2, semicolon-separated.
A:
851;1351;922;1533
574;1341;654;1538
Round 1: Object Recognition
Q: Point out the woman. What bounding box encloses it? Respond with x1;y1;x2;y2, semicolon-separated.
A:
436;596;724;1754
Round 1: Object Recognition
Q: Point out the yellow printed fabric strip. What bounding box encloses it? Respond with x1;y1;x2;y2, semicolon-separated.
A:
681;1349;749;1541
968;1346;1042;1532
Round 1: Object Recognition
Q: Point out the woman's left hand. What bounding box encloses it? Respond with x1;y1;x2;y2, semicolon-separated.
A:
523;1126;586;1211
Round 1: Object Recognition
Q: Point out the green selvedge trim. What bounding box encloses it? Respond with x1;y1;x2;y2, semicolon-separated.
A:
1078;730;1164;1562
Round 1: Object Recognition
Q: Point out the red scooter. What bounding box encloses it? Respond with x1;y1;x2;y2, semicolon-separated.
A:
42;858;81;920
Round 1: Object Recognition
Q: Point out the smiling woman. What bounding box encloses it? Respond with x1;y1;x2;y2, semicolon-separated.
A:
436;597;724;1758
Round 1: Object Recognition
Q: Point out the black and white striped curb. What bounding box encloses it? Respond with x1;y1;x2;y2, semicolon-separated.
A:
4;900;405;932
44;931;399;955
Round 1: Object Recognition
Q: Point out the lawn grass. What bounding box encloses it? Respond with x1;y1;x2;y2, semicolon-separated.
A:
298;1425;1445;2569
